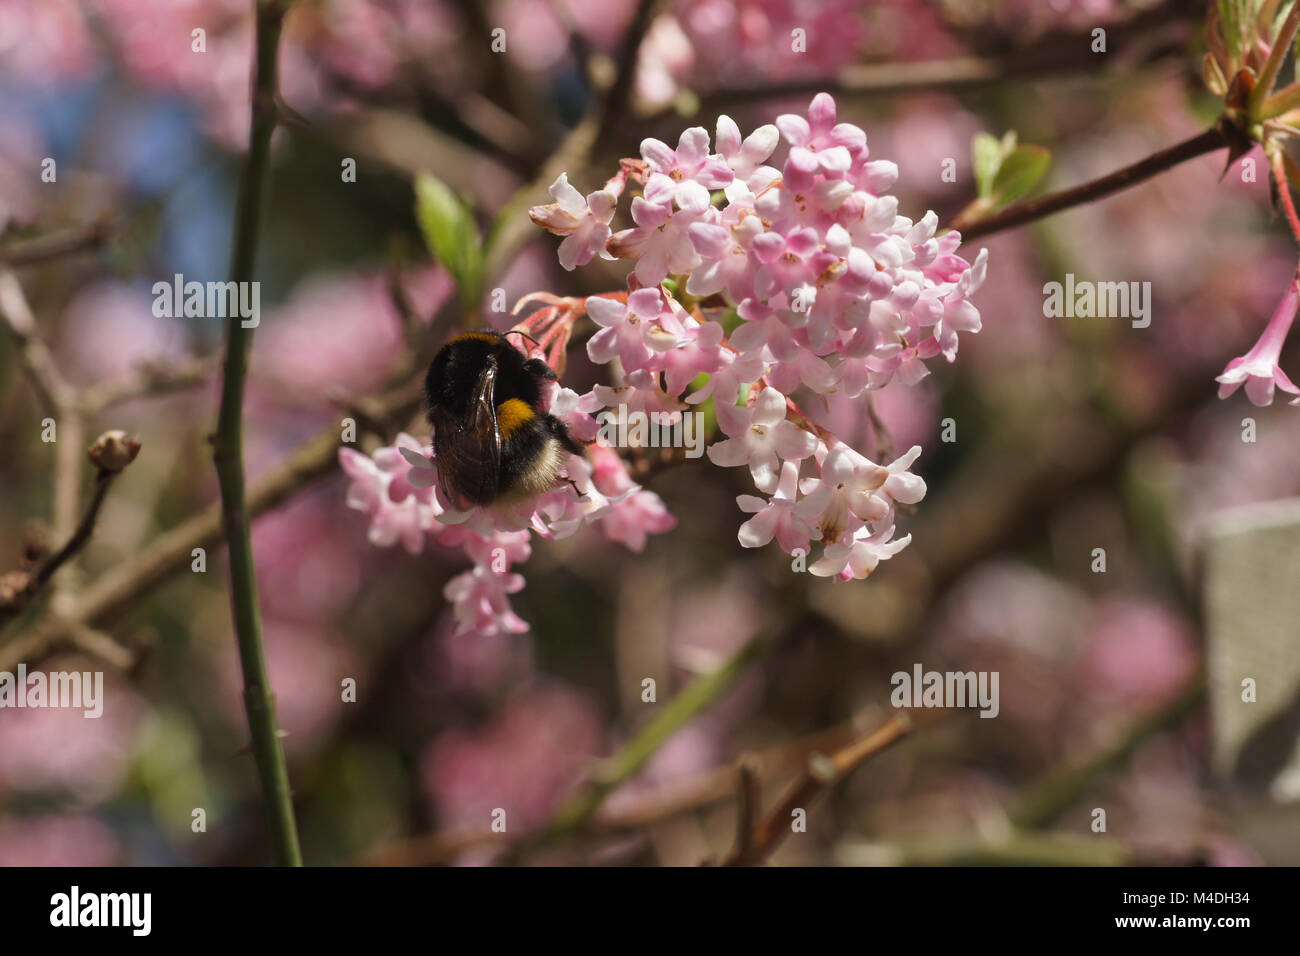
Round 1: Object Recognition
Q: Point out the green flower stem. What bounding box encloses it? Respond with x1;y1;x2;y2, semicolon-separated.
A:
1249;0;1300;119
1258;81;1300;120
212;0;302;866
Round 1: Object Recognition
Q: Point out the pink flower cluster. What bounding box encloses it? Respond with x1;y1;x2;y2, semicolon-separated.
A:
530;92;987;579
339;384;675;638
345;93;986;637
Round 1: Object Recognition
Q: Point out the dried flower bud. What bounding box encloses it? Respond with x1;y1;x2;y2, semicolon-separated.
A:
88;430;142;473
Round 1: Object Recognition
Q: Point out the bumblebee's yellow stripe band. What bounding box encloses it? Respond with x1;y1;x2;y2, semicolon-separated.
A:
449;332;499;345
496;398;534;438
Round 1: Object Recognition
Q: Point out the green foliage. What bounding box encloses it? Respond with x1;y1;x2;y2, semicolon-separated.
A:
993;145;1052;205
972;132;1005;200
972;130;1051;208
414;173;484;307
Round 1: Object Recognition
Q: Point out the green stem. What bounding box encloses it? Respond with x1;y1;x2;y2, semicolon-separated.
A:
213;0;301;866
1249;0;1300;118
502;633;769;863
1258;81;1300;119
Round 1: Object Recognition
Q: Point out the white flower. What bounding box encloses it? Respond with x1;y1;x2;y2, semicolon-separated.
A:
715;115;779;183
706;387;818;493
528;173;617;271
736;460;818;553
809;524;912;580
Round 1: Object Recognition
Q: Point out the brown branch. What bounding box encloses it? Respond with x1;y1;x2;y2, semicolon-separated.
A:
66;624;137;671
721;710;926;866
483;0;660;285
0;432;140;630
355;717;860;866
0;216;116;268
0;269;75;415
33;470;113;594
51;415;86;578
596;0;659;142
79;354;220;413
952;123;1233;241
726;759;761;864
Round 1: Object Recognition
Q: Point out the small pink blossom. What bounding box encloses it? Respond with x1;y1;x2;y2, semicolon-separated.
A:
586;288;666;372
714;115;779;182
600;488;678;552
595;372;687;417
1216;277;1300;406
339;433;438;554
707;387;819;493
810;523;913;581
736;460;817;553
659;316;729;396
685;348;763;406
528;173;617;271
606;173;714;285
640;127;733;188
444;565;530;638
776;91;864;192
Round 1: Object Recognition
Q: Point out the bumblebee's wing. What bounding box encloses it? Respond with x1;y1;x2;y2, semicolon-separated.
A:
431;359;501;508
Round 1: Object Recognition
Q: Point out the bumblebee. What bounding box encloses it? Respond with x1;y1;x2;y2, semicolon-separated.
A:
423;330;584;509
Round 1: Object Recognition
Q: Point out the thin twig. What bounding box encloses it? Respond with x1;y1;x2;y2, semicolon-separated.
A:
596;0;659;142
726;759;760;865
51;415;85;581
0;269;75;415
482;0;659;286
952;123;1232;240
0;216;116;267
355;716;857;865
32;470;114;594
722;710;923;866
0;436;139;630
210;0;301;867
80;354;219;413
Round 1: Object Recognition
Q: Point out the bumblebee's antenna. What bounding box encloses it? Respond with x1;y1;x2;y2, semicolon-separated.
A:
504;329;542;352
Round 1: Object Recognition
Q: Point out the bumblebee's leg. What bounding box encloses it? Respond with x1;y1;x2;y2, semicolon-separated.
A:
558;475;586;498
